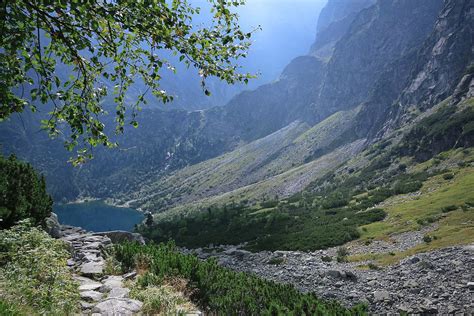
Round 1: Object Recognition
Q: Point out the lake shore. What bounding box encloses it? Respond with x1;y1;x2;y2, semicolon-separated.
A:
59;196;144;213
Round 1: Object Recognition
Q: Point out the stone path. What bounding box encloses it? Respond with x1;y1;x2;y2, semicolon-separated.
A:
60;225;143;315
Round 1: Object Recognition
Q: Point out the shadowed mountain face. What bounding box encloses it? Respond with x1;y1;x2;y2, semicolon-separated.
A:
315;0;374;34
310;0;375;59
1;0;473;210
353;0;474;140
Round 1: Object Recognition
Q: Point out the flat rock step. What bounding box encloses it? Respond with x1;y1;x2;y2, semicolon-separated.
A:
81;290;104;302
92;298;143;315
78;280;102;292
80;261;105;278
108;287;131;299
101;276;124;292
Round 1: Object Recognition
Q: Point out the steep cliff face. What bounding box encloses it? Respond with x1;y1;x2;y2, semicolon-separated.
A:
315;0;374;35
221;0;445;142
355;0;474;139
316;0;444;114
310;0;374;59
399;0;474;109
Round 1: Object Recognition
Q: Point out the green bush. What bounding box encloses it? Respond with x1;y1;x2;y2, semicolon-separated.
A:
267;257;285;265
0;222;79;314
321;255;332;262
336;247;349;263
0;299;23;316
466;201;474;207
442;173;455;180
441;205;457;213
321;192;349;209
367;263;381;270
115;242;367;315
397;105;474;161
0;155;52;229
423;235;432;243
416;218;425;226
130;277;196;315
260;200;279;208
392;180;422;195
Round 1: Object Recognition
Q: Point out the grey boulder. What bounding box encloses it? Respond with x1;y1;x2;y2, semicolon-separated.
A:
44;212;62;238
92;298;143;315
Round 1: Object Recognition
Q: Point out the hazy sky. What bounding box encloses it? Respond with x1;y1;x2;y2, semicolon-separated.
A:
192;0;328;84
235;0;328;83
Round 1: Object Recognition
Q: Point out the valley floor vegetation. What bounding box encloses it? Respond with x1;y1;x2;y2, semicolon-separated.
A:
0;155;368;314
136;158;431;251
138;102;474;253
114;241;367;315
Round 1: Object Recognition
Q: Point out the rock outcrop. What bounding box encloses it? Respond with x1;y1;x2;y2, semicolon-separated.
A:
399;0;474;109
311;0;375;59
44;212;62;238
93;230;145;245
357;0;474;139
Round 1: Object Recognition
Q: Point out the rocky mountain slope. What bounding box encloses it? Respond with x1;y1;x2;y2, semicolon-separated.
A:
127;0;471;214
133;0;474;261
125;107;363;211
1;0;473;220
0;0;387;201
310;0;375;60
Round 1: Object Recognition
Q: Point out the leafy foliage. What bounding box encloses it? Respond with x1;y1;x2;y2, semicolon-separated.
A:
0;299;23;316
0;221;79;314
0;155;52;229
336;246;349;263
1;0;256;164
115;241;367;315
129;281;196;315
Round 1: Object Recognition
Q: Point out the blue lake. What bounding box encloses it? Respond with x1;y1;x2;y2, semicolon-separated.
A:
54;200;144;232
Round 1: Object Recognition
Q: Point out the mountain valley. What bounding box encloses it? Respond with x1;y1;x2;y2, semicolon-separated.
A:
1;0;474;314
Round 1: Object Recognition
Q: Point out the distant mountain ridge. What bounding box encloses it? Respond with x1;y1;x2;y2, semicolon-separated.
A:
1;0;473;212
128;0;473;213
0;0;380;200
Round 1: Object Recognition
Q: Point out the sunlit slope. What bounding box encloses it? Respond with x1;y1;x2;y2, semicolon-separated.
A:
350;149;474;265
131;107;361;212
